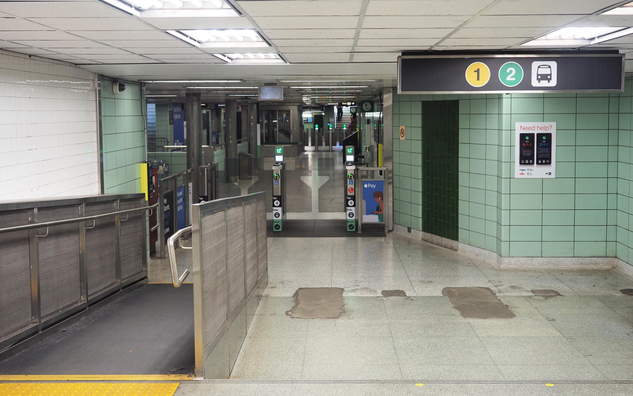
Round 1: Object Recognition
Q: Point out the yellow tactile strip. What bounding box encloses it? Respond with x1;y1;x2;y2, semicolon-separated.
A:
0;383;179;396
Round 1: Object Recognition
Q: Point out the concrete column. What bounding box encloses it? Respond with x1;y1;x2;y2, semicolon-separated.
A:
382;88;394;231
225;99;238;182
186;92;202;201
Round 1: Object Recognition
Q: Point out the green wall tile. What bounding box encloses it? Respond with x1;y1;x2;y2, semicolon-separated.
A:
542;242;574;256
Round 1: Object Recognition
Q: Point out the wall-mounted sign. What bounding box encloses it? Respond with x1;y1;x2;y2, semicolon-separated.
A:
361;101;373;112
399;126;406;140
515;122;556;179
398;52;624;94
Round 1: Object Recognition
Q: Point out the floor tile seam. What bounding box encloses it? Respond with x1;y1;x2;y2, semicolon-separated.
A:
300;319;309;380
462;312;507;382
382;298;405;381
591;363;620;380
179;378;633;385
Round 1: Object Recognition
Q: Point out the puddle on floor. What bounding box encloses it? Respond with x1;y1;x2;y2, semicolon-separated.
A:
381;290;407;297
531;289;562;297
442;287;515;319
286;287;345;319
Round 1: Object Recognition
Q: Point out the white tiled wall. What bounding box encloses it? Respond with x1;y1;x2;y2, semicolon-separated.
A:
0;49;99;202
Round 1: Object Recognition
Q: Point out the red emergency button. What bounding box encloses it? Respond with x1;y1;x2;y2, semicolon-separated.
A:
348;187;354;194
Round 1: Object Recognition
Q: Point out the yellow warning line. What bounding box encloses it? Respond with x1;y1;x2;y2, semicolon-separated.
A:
0;374;193;381
0;383;179;396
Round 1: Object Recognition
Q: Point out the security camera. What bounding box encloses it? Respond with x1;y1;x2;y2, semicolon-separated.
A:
113;81;126;94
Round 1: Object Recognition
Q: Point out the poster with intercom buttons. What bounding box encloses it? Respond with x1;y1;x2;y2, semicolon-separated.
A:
515;122;556;178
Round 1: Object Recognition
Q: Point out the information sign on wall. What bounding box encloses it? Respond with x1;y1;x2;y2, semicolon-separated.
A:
398;52;624;94
515;122;556;179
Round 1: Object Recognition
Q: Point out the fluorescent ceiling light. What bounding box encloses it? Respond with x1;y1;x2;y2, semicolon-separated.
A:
281;80;376;83
99;0;141;16
147;94;177;97
143;80;242;83
213;53;232;63
186;86;257;89
184;30;261;44
604;2;633;15
591;27;633;44
522;26;630;47
290;86;368;89
166;30;200;48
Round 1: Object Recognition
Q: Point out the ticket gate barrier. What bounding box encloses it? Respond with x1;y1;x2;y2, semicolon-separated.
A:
272;147;286;232
345;146;356;232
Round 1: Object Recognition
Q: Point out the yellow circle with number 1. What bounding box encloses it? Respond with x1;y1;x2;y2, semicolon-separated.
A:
465;62;491;88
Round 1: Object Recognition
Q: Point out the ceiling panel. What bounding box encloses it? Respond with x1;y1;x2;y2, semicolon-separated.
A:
29;17;154;31
264;29;356;39
0;17;51;30
572;15;633;27
354;46;422;52
484;0;620;15
70;30;171;41
466;15;581;28
253;16;358;29
357;38;440;47
440;37;525;46
98;40;193;49
127;47;205;55
12;40;109;48
277;46;352;53
52;47;135;55
273;39;355;47
449;27;552;39
359;29;454;39
11;47;60;56
366;0;494;16
284;53;351;63
237;1;362;16
142;16;253;30
0;30;84;41
352;53;399;62
362;16;470;29
76;54;157;61
0;41;27;49
0;1;124;18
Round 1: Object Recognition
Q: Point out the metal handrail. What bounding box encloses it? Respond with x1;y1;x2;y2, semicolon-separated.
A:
167;226;192;288
0;203;158;234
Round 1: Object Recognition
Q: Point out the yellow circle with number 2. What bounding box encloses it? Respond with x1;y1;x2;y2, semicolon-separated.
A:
465;62;491;88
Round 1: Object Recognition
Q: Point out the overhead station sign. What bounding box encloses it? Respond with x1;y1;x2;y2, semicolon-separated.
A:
398;52;624;94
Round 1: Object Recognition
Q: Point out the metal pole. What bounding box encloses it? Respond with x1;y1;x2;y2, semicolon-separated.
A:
158;178;166;259
186;92;202;204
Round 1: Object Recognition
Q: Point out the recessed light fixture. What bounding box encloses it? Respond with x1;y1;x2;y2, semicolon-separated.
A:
522;26;631;46
166;30;200;48
143;80;243;83
290;86;368;89
186;86;258;89
212;53;285;64
281;80;376;83
100;0;239;17
604;2;633;15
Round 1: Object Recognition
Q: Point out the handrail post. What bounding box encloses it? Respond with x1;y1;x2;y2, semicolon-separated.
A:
158;177;166;259
167;226;192;287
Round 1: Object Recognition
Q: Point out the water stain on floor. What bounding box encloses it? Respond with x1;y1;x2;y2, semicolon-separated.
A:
531;289;562;297
381;290;407;297
621;289;633;296
286;288;345;319
442;287;515;319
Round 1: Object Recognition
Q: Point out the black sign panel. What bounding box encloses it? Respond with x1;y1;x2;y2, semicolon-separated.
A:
398;53;624;94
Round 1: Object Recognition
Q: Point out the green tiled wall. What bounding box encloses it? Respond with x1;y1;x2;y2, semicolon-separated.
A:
392;79;629;263
101;78;146;195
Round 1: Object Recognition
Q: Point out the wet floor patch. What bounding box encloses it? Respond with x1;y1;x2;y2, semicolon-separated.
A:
286;288;345;319
442;287;515;319
531;289;562;297
381;290;407;297
621;289;633;296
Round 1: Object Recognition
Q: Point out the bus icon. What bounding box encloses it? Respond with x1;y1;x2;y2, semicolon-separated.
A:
531;61;557;87
537;65;552;83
